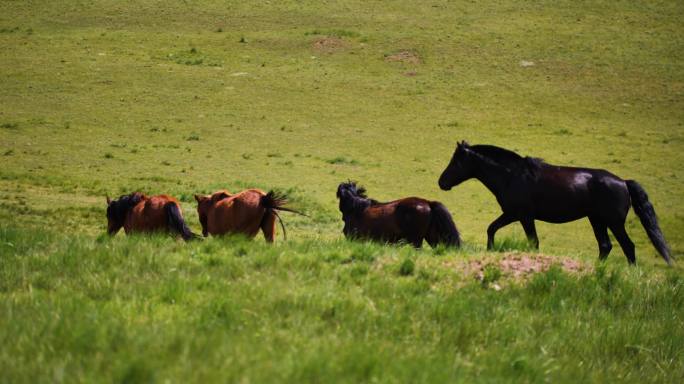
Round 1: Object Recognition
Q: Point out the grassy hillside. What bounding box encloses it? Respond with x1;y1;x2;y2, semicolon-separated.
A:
1;1;683;382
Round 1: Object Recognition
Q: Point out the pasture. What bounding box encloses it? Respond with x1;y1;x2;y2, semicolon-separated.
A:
1;1;683;382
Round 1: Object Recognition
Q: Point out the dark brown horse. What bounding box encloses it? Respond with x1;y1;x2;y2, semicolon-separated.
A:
194;189;302;242
438;141;671;265
105;192;198;240
336;181;461;248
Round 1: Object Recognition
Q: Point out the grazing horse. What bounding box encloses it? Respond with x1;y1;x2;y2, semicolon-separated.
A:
105;192;198;241
194;189;302;242
438;141;671;265
336;181;461;248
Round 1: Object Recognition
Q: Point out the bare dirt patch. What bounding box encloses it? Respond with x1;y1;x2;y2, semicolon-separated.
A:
384;50;421;65
312;37;347;52
449;253;591;282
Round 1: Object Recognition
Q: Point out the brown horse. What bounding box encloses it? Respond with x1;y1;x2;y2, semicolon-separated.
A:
336;181;461;248
194;189;302;242
105;192;198;240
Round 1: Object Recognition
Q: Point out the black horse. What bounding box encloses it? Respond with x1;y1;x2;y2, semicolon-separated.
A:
336;181;461;248
438;141;671;265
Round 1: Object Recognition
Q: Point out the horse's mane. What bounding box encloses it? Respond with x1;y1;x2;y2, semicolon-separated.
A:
107;192;145;223
337;181;381;211
470;145;544;180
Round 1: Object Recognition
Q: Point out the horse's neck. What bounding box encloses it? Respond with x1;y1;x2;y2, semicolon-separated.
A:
472;155;513;197
342;196;371;218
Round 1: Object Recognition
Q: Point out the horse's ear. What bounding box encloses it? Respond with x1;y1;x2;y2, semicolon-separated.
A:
336;184;348;199
194;194;203;203
106;196;112;205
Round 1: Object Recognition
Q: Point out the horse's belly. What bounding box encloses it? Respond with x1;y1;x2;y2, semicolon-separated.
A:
527;186;592;223
127;206;168;233
534;206;588;223
209;205;263;237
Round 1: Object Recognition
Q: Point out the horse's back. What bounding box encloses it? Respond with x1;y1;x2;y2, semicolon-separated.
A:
127;194;178;233
208;189;267;236
356;197;432;241
531;165;628;222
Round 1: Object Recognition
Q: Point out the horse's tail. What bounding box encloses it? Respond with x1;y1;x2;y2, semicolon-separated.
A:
165;202;199;241
626;180;671;265
260;191;307;241
427;201;461;248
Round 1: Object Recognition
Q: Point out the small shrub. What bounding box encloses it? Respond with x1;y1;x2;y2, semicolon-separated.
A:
166;48;220;66
481;264;502;286
0;27;20;34
345;246;376;263
491;237;535;252
326;156;359;165
305;29;360;38
350;264;369;278
103;152;113;159
1;122;19;129
234;246;248;257
186;134;200;141
399;258;415;276
432;244;448;256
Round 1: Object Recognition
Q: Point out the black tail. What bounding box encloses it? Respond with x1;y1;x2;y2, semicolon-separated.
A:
165;202;199;241
260;191;307;241
427;201;461;248
626;180;671;265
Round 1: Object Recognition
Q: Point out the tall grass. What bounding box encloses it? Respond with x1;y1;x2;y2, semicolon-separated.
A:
1;226;682;382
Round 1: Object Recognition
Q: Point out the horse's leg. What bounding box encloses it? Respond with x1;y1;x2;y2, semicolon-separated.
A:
609;223;636;265
589;217;612;260
487;213;516;250
260;212;277;243
520;219;539;249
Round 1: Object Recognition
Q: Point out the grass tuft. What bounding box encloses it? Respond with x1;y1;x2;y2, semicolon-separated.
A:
398;257;415;276
490;237;536;252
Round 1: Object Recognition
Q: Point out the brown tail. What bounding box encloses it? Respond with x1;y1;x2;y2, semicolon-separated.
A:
260;190;307;241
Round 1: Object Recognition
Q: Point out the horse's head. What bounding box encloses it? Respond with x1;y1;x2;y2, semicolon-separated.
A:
336;181;368;215
438;141;476;190
105;192;144;235
194;194;213;237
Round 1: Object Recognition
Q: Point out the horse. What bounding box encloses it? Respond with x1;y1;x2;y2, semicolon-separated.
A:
194;189;303;242
336;181;461;248
438;141;672;265
105;192;198;241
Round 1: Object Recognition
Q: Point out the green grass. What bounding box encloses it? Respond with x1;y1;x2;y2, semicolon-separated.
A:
1;227;682;383
1;0;683;382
